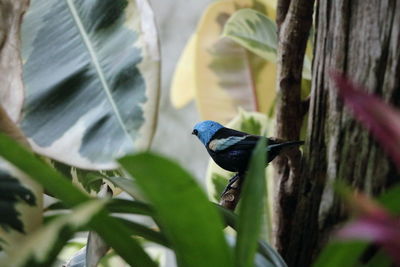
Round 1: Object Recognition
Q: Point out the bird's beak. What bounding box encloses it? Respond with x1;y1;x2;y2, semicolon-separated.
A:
191;130;195;135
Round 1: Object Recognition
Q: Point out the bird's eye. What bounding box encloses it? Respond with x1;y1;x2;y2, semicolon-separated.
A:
192;129;198;135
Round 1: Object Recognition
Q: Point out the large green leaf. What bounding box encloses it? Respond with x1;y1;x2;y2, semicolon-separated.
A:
0;200;104;267
20;0;160;169
235;138;266;267
312;241;367;267
119;153;234;267
0;133;156;267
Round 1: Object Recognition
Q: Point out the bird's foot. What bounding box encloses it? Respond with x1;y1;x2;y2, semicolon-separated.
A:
221;174;240;196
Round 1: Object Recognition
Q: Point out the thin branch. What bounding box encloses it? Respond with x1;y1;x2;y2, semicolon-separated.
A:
219;173;244;211
274;0;315;260
276;0;291;28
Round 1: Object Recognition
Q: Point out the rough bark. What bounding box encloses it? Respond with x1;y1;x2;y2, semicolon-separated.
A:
278;0;400;266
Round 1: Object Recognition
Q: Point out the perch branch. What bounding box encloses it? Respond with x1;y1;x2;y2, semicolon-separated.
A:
219;173;244;211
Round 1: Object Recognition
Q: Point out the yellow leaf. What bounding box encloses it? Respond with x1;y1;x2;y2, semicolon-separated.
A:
170;34;197;109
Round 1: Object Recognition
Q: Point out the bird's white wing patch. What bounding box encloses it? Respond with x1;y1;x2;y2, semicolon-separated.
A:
208;136;247;151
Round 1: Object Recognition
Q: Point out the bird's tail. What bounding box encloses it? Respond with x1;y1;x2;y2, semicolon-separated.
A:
268;140;304;150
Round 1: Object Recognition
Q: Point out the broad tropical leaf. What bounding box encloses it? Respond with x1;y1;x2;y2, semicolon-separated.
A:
20;0;160;169
119;153;234;267
0;200;104;267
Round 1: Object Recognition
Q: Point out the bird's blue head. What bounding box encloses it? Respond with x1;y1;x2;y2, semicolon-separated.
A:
192;120;224;146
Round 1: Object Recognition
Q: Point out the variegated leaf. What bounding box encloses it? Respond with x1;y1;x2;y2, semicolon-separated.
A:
0;161;43;253
20;0;160;169
0;200;105;267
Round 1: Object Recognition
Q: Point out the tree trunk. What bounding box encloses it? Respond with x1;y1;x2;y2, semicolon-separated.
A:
275;0;400;266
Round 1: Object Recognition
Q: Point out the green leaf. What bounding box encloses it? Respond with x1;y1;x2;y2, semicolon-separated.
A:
107;199;154;216
312;241;367;267
104;176;145;200
0;133;156;267
0;200;104;267
119;153;234;267
20;0;160;169
223;8;277;62
216;204;286;267
235;138;266;267
364;249;392;267
378;184;400;214
117;218;169;247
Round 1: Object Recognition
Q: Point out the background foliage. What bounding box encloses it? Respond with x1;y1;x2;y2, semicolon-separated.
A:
0;0;399;266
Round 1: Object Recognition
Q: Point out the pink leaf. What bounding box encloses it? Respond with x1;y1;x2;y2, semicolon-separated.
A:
330;71;400;167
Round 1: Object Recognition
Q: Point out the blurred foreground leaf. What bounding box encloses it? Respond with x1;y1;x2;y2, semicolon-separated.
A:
119;153;234;267
0;200;104;267
235;138;266;267
314;183;400;266
0;133;156;267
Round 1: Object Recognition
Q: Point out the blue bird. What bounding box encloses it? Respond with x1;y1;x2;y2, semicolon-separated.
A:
192;120;304;174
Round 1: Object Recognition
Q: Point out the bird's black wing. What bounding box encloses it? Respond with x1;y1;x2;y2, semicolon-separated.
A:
207;127;272;152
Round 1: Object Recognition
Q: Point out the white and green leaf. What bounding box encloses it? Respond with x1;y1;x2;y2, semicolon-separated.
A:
20;0;160;169
0;161;42;252
0;200;104;267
